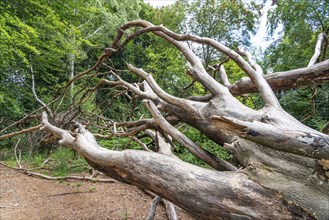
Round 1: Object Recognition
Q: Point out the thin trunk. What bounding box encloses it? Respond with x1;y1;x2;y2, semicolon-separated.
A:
70;54;75;107
29;55;53;117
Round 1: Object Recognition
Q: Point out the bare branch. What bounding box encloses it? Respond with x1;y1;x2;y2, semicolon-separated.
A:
128;64;198;116
219;65;231;87
322;122;329;135
40;112;123;168
187;94;213;102
146;196;162;220
235;47;280;107
14;139;22;168
308;32;328;66
0;125;42;140
229;59;329;96
237;47;264;75
40;112;76;146
0;114;40;135
84;24;106;40
0;162;115;183
154;131;178;159
143;99;237;171
144;190;178;220
138;23;280;107
164;201;178;220
115;21;227;96
30;60;53;117
99;78;158;102
132;136;151;151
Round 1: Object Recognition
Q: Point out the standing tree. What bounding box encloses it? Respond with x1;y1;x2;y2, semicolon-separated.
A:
1;19;329;219
179;0;261;66
265;0;329;131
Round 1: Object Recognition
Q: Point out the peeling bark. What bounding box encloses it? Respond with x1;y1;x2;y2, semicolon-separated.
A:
211;114;329;160
39;112;316;219
226;139;329;220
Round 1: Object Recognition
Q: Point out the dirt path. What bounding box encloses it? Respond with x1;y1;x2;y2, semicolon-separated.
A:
0;165;193;220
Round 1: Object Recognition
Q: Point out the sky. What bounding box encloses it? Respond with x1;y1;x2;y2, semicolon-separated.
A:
144;0;280;51
250;0;278;50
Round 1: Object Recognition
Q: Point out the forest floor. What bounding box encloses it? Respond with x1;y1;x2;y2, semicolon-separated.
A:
0;164;194;220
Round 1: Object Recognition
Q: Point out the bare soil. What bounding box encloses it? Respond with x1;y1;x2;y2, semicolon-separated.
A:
0;165;194;220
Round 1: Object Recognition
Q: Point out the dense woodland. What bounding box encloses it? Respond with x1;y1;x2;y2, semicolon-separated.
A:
1;0;329;219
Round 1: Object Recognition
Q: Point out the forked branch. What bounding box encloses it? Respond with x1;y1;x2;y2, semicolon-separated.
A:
125;21;280;107
34;113;316;219
144;99;237;171
128;64;198;116
115;20;227;97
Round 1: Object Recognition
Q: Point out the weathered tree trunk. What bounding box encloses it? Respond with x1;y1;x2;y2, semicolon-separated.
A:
227;139;329;219
3;20;329;220
42;21;329;219
40;111;329;219
229;59;329;96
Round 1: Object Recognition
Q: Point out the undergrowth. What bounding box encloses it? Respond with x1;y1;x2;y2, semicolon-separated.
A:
1;146;89;177
0;127;233;175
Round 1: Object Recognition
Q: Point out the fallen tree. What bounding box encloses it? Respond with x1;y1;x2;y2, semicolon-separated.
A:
2;20;329;219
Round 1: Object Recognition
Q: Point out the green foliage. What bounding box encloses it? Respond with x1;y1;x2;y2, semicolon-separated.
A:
2;146;89;176
99;137;141;151
29;153;48;167
265;0;329;131
135;2;189;96
279;85;329;131
179;0;261;65
0;0;142;127
97;2;190;119
0;147;17;166
50;147;88;176
175;126;232;166
266;0;329;71
0;0;73;126
89;186;97;192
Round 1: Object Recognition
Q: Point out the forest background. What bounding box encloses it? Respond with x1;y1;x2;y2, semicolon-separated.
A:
0;0;328;176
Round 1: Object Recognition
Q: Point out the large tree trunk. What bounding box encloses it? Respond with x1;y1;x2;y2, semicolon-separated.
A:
228;139;329;219
40;112;317;219
40;88;329;219
3;21;329;219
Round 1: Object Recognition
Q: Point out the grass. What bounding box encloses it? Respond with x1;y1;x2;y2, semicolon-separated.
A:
88;186;96;192
1;146;90;177
1;126;233;177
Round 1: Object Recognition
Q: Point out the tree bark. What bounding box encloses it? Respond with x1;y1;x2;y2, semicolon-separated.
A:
39;112;315;219
229;59;329;96
4;20;329;220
